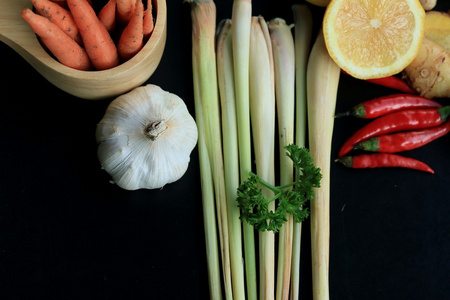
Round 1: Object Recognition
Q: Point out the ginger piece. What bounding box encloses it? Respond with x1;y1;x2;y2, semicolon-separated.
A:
402;11;450;98
419;0;437;11
403;36;450;98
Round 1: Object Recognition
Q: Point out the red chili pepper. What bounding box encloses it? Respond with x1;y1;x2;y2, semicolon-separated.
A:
365;76;416;94
354;120;450;153
341;70;416;94
335;94;442;119
338;106;450;157
335;153;434;174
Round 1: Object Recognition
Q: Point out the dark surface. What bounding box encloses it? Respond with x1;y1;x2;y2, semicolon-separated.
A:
1;1;450;299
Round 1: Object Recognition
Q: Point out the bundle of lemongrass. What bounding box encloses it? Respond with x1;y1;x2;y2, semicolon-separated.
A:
188;0;339;299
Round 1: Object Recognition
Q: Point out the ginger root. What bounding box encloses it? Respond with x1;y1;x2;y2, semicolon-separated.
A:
403;37;450;98
403;10;450;98
419;0;437;11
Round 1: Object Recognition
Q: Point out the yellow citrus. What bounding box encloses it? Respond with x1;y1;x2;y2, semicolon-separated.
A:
323;0;425;79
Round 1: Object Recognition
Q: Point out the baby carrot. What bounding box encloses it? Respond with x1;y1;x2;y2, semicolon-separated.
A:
143;0;154;40
117;0;136;24
32;0;82;45
50;1;68;9
67;0;119;70
21;8;91;70
98;0;117;33
49;0;91;8
117;0;144;61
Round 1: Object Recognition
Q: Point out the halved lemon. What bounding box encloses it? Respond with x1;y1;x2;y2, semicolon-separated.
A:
323;0;426;79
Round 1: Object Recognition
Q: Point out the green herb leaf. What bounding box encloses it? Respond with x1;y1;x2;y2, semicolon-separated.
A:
236;144;321;232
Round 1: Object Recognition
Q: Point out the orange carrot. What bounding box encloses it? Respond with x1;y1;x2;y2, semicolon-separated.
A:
21;8;91;70
143;0;154;40
49;0;91;8
117;0;144;61
67;0;119;70
50;0;68;9
98;0;117;33
117;0;136;24
32;0;82;45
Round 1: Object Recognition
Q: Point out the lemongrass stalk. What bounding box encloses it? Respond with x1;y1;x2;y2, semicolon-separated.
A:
216;19;246;300
231;1;257;299
291;5;313;300
193;99;223;300
192;25;222;300
268;17;296;300
293;4;313;149
306;29;340;300
231;1;251;180
190;1;232;298
249;15;276;300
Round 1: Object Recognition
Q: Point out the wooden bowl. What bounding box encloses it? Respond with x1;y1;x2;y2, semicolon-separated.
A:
0;0;167;100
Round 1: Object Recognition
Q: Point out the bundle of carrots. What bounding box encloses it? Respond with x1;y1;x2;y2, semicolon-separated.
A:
21;0;155;71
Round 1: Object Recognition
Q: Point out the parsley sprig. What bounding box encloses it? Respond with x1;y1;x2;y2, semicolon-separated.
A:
236;144;322;232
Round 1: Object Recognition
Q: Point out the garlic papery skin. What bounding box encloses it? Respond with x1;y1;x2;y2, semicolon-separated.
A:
96;84;198;190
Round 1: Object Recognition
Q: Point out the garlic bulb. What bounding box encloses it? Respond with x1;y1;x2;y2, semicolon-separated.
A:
96;84;198;190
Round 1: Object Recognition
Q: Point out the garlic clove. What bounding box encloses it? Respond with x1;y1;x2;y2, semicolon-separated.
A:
96;84;198;190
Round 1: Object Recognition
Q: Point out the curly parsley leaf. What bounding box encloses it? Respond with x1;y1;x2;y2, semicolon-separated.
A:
237;144;321;232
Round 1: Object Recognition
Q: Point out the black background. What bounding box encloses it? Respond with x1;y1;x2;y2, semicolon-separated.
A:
1;1;450;299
